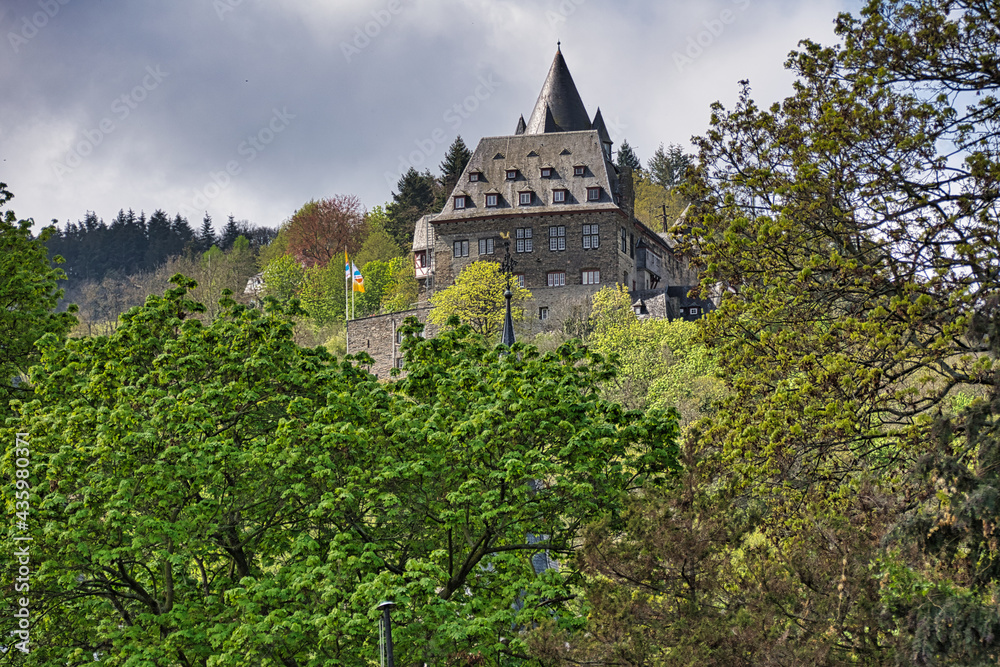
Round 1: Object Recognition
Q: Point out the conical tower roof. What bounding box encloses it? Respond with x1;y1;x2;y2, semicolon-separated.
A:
523;46;591;134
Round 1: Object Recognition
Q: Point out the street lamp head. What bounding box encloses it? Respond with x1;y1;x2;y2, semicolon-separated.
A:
376;600;396;612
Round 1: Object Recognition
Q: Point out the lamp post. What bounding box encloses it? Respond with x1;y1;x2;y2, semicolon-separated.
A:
376;600;396;667
500;238;517;347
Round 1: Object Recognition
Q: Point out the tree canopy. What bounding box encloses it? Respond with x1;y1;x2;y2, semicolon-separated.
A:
1;277;679;665
385;167;438;250
285;194;367;268
429;261;531;339
0;183;77;411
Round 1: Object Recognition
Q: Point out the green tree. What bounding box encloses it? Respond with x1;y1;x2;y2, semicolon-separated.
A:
633;169;689;231
587;285;721;418
647;142;691;190
429;261;531;338
386;167;437;249
354;257;404;317
615;138;641;171
0;183;76;410
0;278;679;665
261;253;304;302
354;205;403;267
299;261;346;326
436;135;472;210
381;259;420;313
671;0;1000;661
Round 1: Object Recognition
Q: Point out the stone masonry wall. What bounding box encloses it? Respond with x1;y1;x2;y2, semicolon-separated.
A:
346;306;438;379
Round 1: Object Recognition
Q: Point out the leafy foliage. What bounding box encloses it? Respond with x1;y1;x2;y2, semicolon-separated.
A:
0;279;680;665
429;261;531;339
673;0;1000;661
354;205;403;268
285;194;367;268
0;183;77;411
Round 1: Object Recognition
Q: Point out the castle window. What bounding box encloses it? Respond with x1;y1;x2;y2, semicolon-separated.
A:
519;191;534;205
506;168;519;180
583;224;599;249
574;165;585;176
540;167;552;178
548;225;566;251
395;329;404;344
552;189;567;203
453;240;469;258
539;307;549;321
547;271;566;287
478;238;494;255
629;232;635;258
395;357;405;369
620;227;628;253
587;186;602;201
515;227;533;253
515;273;525;288
582;269;600;285
454;195;467;209
485;193;498;207
469;171;481;182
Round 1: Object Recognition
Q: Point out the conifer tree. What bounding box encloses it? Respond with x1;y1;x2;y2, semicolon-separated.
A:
436;135;472;209
616;138;641;171
647;143;691;190
385;167;437;250
198;214;217;251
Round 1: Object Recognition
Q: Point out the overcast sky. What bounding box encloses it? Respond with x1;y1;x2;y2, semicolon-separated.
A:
1;0;856;233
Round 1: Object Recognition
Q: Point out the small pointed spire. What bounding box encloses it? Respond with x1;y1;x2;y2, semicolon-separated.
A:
515;114;526;135
523;46;591;134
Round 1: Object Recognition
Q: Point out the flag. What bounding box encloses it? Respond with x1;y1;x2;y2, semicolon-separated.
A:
352;263;365;293
344;249;351;278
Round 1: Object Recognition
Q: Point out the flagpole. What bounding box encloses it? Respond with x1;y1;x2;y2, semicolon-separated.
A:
345;250;350;354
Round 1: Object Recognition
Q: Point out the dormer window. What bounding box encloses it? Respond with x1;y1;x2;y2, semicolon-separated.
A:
540;167;553;178
573;165;585;177
485;193;499;207
454;195;467;209
587;186;602;201
518;191;534;206
468;171;481;182
506;168;519;180
552;189;568;204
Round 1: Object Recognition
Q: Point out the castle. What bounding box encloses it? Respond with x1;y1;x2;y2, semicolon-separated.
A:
349;47;711;375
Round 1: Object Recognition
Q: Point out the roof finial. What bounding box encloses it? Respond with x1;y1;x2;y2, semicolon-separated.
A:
557;40;561;53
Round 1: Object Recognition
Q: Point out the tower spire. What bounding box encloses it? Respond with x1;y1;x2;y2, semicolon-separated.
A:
523;46;590;134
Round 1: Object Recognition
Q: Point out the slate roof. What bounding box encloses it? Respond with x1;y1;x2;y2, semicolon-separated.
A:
433;130;623;223
412;214;437;251
523;47;593;134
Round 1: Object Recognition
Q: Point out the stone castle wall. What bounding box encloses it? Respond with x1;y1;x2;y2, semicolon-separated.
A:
346;307;438;379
